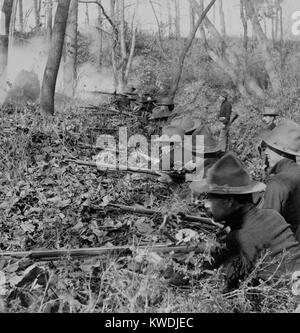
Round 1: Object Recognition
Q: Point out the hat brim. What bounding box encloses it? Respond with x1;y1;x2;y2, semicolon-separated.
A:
184;142;222;155
261;136;300;157
263;114;279;117
189;179;266;195
185;124;200;135
149;114;171;120
154;135;183;143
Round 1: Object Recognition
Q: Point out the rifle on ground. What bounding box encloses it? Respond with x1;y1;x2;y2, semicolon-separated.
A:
64;158;186;181
79;105;135;117
86;91;128;97
0;244;208;262
104;203;216;229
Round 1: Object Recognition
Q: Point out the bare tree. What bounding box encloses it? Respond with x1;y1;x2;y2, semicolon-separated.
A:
18;0;24;32
63;0;78;97
108;0;138;91
149;0;167;58
240;0;248;53
192;0;265;99
40;0;71;116
168;0;217;100
85;2;89;26
219;0;226;38
174;0;180;39
46;0;53;43
199;0;207;47
167;0;172;38
33;0;40;29
245;0;281;94
0;0;14;82
97;1;103;67
189;0;195;35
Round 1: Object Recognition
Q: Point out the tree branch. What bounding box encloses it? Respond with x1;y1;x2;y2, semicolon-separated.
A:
79;0;118;42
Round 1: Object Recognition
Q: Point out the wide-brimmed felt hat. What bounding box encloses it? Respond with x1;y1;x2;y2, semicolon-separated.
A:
263;107;279;117
189;152;266;195
261;120;300;156
122;85;136;95
170;117;202;135
185;125;222;155
154;125;185;143
156;96;174;106
149;106;173;120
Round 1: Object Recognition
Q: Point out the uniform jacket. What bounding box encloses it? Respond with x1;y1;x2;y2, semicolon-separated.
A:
263;159;300;241
209;204;300;288
219;99;232;126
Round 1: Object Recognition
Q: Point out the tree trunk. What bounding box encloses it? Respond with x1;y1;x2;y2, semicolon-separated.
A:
18;0;23;32
124;1;138;82
63;0;78;97
118;0;126;90
168;0;217;100
33;0;40;29
110;0;118;90
149;0;167;58
279;5;283;44
271;15;275;44
85;2;89;27
40;0;71;116
275;8;279;41
279;5;284;70
46;0;53;44
240;0;248;52
189;0;195;35
124;26;137;82
192;0;264;99
0;0;13;82
174;0;180;39
97;1;103;67
219;0;226;38
167;0;172;38
199;0;207;47
245;0;281;94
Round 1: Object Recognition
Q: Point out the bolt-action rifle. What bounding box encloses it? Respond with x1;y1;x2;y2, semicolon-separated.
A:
0;244;209;262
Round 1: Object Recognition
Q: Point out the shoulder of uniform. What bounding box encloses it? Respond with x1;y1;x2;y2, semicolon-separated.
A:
258;208;287;223
266;174;289;189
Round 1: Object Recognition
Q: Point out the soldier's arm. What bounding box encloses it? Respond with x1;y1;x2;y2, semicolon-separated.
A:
204;231;240;269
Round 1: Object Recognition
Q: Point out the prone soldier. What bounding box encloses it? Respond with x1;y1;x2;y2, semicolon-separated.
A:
190;152;300;290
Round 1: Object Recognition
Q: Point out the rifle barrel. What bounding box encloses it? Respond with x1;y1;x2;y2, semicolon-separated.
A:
107;204;215;228
0;244;207;261
87;91;127;97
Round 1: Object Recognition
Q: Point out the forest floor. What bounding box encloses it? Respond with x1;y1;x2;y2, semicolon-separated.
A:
0;98;299;313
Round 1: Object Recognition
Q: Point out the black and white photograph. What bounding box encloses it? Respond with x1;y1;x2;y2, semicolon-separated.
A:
0;0;300;316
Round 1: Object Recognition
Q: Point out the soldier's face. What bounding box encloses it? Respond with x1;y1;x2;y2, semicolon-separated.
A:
265;147;281;169
205;194;232;222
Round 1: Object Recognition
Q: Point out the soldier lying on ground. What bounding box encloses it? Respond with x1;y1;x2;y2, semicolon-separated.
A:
148;99;174;135
261;120;300;242
154;123;223;181
189;152;300;291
